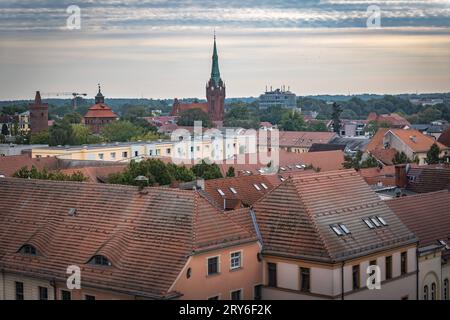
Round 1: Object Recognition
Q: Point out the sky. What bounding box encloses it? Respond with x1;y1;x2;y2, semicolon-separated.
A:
0;0;450;100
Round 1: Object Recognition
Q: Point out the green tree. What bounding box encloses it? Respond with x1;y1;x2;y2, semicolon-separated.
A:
307;122;328;132
49;120;74;146
331;102;343;134
393;151;410;165
130;131;165;142
108;159;173;186
167;163;195;182
191;160;223;180
279;110;306;131
13;166;87;182
226;166;235;177
30;131;49;144
425;143;441;164
177;109;212;128
71;124;103;145
63;112;83;124
101;121;144;142
1;123;9;136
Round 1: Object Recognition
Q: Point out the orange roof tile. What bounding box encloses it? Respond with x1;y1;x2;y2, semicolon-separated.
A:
369;148;397;165
0;178;256;298
253;170;417;262
389;129;448;153
359;165;396;186
84;103;118;119
0;154;59;177
366;128;389;152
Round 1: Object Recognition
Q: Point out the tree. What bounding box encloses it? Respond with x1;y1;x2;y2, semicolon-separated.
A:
63;112;83;124
226;167;235;177
30;131;49;144
177;109;212;128
71;124;103;145
167;163;195;182
1;123;9;136
331;102;343;134
49;120;74;146
393;151;410;165
101;121;144;142
425;143;441;164
307;122;328;132
130;131;165;142
343;151;378;169
191;160;223;180
108;159;173;186
279;110;306;131
13;166;87;182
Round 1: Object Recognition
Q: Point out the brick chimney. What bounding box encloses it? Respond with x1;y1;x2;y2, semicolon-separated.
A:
395;164;408;188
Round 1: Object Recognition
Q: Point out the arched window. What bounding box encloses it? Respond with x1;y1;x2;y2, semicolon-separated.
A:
19;244;37;256
444;279;449;300
89;255;112;266
431;283;437;300
423;285;429;300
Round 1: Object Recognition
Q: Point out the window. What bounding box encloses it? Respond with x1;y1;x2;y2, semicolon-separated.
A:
122;151;128;158
149;150;153;156
261;183;269;190
352;265;360;290
89;255;112;266
254;285;262;300
431;283;437;300
253;184;261;191
39;286;48;300
377;216;388;226
217;189;225;196
370;217;381;227
363;218;375;229
207;256;219;275
339;224;351;235
61;290;71;300
85;295;96;300
166;148;171;155
19;244;37;255
230;252;241;270
300;268;310;293
98;153;104;160
385;256;392;280
186;268;192;279
423;285;429;300
134;151;139;157
110;152;116;160
231;289;242;300
268;263;277;287
15;282;24;300
400;252;407;275
444;279;449;300
229;187;237;194
331;225;343;236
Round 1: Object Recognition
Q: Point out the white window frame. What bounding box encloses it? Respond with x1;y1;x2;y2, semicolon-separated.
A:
229;187;237;194
253;184;261;191
230;251;242;270
230;288;243;300
217;189;225;196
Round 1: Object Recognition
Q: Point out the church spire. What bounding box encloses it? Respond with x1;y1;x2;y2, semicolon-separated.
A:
95;83;105;104
210;32;221;87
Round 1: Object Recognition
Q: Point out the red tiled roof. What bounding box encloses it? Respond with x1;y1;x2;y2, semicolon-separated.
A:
369;148;397;165
366;128;389;152
84;103;118;119
367;113;410;127
386;190;450;248
0;178;256;298
204;175;274;209
0;154;59;177
253;170;416;262
406;166;450;193
389;129;448;153
359;165;396;186
56;165;127;183
270;131;337;148
438;127;450;147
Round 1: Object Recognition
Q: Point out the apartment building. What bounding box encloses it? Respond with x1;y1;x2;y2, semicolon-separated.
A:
252;170;418;300
0;177;261;300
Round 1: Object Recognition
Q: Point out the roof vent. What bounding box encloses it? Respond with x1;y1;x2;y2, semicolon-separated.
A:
409;135;417;143
68;208;77;216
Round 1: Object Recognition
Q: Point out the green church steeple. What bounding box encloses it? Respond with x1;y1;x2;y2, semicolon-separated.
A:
210;32;221;87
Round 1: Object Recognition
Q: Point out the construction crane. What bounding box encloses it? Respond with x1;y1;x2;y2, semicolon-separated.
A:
41;92;88;110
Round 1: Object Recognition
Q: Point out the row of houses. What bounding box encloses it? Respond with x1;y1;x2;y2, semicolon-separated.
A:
0;165;449;300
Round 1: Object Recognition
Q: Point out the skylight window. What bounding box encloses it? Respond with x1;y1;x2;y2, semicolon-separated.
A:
89;255;112;267
261;183;269;190
19;244;37;256
217;189;225;196
254;184;261;191
339;224;351;235
280;177;286;182
229;187;237;194
377;216;388;226
331;225;343;236
363;218;375;229
280;167;286;171
370;217;381;227
295;165;302;169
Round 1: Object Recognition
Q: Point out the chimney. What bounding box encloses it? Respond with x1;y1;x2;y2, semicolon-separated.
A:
395;164;408;188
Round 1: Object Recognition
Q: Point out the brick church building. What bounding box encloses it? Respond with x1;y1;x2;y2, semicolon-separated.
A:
29;91;49;134
84;85;118;134
171;35;225;123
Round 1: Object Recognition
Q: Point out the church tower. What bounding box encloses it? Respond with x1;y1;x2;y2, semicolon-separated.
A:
206;34;225;122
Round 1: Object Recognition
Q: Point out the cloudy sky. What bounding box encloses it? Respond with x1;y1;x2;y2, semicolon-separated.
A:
0;0;450;100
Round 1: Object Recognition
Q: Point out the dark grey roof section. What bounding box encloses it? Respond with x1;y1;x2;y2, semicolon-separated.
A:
309;143;346;152
330;137;371;153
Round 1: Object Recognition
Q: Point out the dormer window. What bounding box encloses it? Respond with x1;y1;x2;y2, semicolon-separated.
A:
19;244;37;255
89;255;112;267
